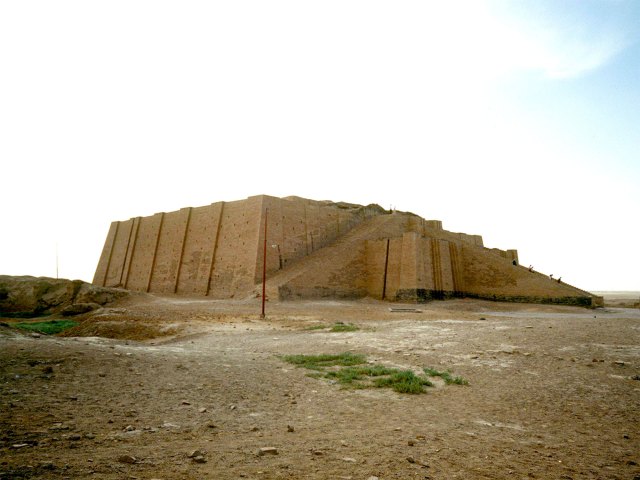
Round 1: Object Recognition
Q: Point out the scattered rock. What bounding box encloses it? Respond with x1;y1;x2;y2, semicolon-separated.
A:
342;457;357;463
117;454;137;464
11;443;29;449
257;447;278;456
198;407;207;413
181;400;191;405
408;440;415;446
367;477;380;480
192;455;206;463
69;434;82;441
188;449;205;458
614;361;626;367
124;425;135;432
250;426;260;431
287;425;295;432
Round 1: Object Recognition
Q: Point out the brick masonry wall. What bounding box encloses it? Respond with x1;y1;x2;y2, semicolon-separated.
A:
94;195;385;298
94;195;599;305
175;203;223;296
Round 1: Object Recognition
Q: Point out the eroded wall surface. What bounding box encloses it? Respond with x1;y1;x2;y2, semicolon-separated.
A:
94;194;601;306
94;195;384;298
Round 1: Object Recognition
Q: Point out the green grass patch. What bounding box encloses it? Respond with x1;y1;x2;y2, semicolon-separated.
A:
424;367;469;385
304;324;329;331
282;352;367;370
13;320;79;335
329;322;359;332
324;365;399;385
281;353;449;394
374;370;433;394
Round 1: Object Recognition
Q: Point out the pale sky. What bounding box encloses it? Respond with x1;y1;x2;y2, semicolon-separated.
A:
1;1;638;292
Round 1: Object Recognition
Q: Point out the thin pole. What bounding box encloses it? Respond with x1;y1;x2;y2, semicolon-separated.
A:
261;208;268;318
382;238;390;300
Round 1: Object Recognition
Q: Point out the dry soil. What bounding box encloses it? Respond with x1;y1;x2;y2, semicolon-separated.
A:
1;295;639;479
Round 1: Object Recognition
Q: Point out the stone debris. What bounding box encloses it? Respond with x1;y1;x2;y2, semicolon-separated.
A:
342;457;357;463
160;422;180;429
198;407;207;413
188;449;205;458
406;456;429;467
257;447;278;456
117;454;137;464
181;400;191;405
287;425;294;432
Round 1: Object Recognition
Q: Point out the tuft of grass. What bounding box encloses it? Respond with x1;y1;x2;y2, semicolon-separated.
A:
374;370;433;394
281;354;467;394
330;322;359;332
324;365;399;385
282;352;367;370
13;320;79;335
424;367;469;385
305;324;328;331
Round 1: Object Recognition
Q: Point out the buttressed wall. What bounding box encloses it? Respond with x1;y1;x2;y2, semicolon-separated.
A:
94;195;603;307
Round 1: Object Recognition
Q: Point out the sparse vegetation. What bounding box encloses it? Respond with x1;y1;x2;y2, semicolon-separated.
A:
324;365;398;385
424;367;469;385
282;353;466;394
329;322;359;332
281;352;367;370
305;324;329;330
374;370;434;393
13;320;79;335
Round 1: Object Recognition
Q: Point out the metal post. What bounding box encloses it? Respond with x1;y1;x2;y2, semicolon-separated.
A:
261;208;268;319
382;238;390;300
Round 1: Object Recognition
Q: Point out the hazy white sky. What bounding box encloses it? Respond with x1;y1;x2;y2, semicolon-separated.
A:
1;1;638;291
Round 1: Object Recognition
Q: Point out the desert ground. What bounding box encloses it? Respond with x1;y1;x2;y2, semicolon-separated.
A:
1;293;639;480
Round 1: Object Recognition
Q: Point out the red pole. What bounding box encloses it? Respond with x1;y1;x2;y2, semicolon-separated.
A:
261;208;268;318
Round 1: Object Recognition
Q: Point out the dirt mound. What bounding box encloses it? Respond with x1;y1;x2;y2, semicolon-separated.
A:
0;275;129;318
59;315;180;341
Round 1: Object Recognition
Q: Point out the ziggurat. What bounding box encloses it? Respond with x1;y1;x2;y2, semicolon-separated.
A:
94;195;602;307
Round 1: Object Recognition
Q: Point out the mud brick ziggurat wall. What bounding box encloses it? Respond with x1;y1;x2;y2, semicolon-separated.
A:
94;195;602;307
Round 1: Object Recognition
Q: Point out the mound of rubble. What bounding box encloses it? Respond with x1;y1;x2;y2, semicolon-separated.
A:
0;275;129;318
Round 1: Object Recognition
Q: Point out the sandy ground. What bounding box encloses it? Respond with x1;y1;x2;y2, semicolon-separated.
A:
1;295;639;480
